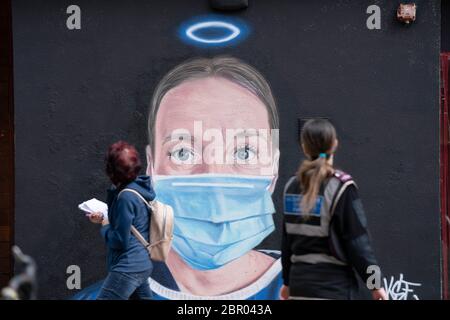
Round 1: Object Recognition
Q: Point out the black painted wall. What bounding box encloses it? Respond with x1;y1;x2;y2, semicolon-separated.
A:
12;0;441;299
443;0;450;51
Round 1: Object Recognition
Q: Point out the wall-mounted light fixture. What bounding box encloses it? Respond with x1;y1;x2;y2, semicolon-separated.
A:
209;0;248;12
397;3;417;24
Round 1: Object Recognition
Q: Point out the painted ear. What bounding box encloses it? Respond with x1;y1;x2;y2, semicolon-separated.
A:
268;148;280;194
145;145;154;176
272;148;280;175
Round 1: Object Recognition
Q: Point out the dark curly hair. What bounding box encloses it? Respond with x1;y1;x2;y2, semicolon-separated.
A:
105;141;142;186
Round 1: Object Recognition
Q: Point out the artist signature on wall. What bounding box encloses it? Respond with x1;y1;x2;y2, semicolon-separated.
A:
383;273;421;300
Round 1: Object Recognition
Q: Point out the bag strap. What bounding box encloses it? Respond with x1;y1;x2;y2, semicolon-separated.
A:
119;188;152;209
118;188;151;249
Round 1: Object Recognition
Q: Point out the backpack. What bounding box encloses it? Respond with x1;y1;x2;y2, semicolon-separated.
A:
118;188;174;262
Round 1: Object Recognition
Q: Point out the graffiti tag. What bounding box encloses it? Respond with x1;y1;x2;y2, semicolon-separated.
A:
383;273;421;300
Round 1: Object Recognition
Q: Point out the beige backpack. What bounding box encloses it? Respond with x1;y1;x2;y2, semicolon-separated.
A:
118;188;174;262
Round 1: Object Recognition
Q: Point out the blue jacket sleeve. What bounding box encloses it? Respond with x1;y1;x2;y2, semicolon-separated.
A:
101;196;135;251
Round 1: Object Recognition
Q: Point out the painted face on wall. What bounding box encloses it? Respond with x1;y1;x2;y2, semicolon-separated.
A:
150;76;278;178
145;58;280;272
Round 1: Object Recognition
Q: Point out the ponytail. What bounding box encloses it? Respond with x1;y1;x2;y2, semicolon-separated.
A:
297;156;334;213
297;118;337;214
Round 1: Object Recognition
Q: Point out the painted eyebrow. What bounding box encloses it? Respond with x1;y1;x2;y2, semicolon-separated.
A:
232;129;271;144
162;133;195;145
233;129;259;138
162;129;270;145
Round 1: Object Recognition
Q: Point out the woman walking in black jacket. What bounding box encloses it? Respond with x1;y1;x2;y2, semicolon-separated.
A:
280;119;387;300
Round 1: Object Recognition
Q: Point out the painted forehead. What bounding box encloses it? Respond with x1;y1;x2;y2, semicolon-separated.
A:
155;76;271;131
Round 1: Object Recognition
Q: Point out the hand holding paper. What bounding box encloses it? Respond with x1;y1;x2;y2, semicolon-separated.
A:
78;198;108;217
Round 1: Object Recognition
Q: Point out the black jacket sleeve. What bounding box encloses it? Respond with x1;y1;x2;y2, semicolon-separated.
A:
331;184;380;284
281;217;292;286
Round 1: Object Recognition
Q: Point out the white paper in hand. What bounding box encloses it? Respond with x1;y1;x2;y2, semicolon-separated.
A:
78;198;108;216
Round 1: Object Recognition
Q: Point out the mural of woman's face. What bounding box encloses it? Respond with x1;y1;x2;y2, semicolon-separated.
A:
149;76;278;178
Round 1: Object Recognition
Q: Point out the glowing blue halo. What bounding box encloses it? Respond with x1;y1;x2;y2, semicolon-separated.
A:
178;16;249;47
185;21;241;44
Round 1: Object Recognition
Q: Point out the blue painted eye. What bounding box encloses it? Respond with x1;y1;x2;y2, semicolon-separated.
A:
170;147;195;163
234;146;256;162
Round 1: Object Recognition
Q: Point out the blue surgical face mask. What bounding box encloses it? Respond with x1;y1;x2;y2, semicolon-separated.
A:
153;174;276;270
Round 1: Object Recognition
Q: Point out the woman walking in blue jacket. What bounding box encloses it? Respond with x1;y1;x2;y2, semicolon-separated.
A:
87;141;155;300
